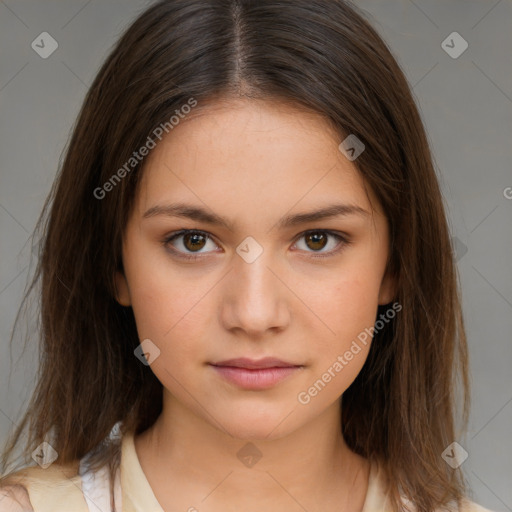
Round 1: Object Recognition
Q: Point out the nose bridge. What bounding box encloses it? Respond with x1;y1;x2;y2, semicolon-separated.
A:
221;239;289;335
236;249;273;296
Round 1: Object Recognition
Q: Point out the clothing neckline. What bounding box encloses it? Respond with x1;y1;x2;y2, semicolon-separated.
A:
120;431;391;511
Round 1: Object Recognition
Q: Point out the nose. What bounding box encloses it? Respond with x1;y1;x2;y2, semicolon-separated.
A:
220;245;291;339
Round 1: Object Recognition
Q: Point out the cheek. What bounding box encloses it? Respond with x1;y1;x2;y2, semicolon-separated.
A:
310;269;381;342
299;265;381;394
123;252;210;363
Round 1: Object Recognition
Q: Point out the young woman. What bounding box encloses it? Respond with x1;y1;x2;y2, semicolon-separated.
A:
0;1;493;511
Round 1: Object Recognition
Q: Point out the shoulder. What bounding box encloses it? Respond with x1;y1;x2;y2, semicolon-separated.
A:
0;463;87;512
458;498;496;512
1;462;80;488
401;495;496;512
0;484;33;511
396;482;495;512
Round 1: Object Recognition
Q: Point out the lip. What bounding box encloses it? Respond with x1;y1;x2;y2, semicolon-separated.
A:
212;357;298;369
209;357;303;390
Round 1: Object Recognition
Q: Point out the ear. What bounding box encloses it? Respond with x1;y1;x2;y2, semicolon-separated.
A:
114;270;131;306
378;267;397;305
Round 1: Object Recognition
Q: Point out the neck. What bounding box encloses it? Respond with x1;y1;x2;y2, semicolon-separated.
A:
134;393;370;512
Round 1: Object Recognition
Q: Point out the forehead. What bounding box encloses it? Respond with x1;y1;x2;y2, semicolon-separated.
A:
135;99;381;222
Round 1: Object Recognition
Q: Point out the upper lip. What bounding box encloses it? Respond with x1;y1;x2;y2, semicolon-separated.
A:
210;357;300;369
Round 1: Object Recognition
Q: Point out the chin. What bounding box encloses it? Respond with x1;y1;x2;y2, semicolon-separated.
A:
211;404;301;441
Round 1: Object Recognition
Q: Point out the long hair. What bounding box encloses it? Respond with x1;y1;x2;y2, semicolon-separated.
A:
1;1;470;511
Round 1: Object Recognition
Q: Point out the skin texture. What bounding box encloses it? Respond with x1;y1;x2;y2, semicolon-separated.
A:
115;99;396;512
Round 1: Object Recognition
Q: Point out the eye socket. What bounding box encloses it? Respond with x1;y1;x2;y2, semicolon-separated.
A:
163;230;217;260
162;229;350;261
291;230;347;256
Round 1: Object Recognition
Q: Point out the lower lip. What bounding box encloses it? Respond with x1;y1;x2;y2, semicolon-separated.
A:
210;365;300;390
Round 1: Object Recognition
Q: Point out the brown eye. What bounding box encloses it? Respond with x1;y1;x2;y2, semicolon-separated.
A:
164;230;218;260
163;229;349;262
182;232;207;252
293;230;348;257
304;232;328;251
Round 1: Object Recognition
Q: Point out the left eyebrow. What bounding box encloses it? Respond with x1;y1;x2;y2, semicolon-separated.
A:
142;202;370;231
276;203;370;229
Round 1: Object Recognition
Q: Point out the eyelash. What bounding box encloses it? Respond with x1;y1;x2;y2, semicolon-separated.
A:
162;229;351;261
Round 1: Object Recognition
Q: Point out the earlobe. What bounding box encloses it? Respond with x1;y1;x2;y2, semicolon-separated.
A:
114;270;131;306
378;269;397;305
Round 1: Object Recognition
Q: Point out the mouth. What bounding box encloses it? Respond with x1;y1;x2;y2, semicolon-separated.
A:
209;357;303;390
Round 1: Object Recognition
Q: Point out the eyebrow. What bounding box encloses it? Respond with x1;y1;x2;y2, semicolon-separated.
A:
142;202;369;230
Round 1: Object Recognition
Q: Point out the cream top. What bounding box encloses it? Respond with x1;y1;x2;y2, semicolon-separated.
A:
1;433;493;512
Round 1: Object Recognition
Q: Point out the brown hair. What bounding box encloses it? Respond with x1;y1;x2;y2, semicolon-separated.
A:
1;1;470;511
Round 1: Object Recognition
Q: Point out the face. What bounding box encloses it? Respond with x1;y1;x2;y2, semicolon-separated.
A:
115;98;395;440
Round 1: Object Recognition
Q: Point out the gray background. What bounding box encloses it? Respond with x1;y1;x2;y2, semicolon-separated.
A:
0;0;511;510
